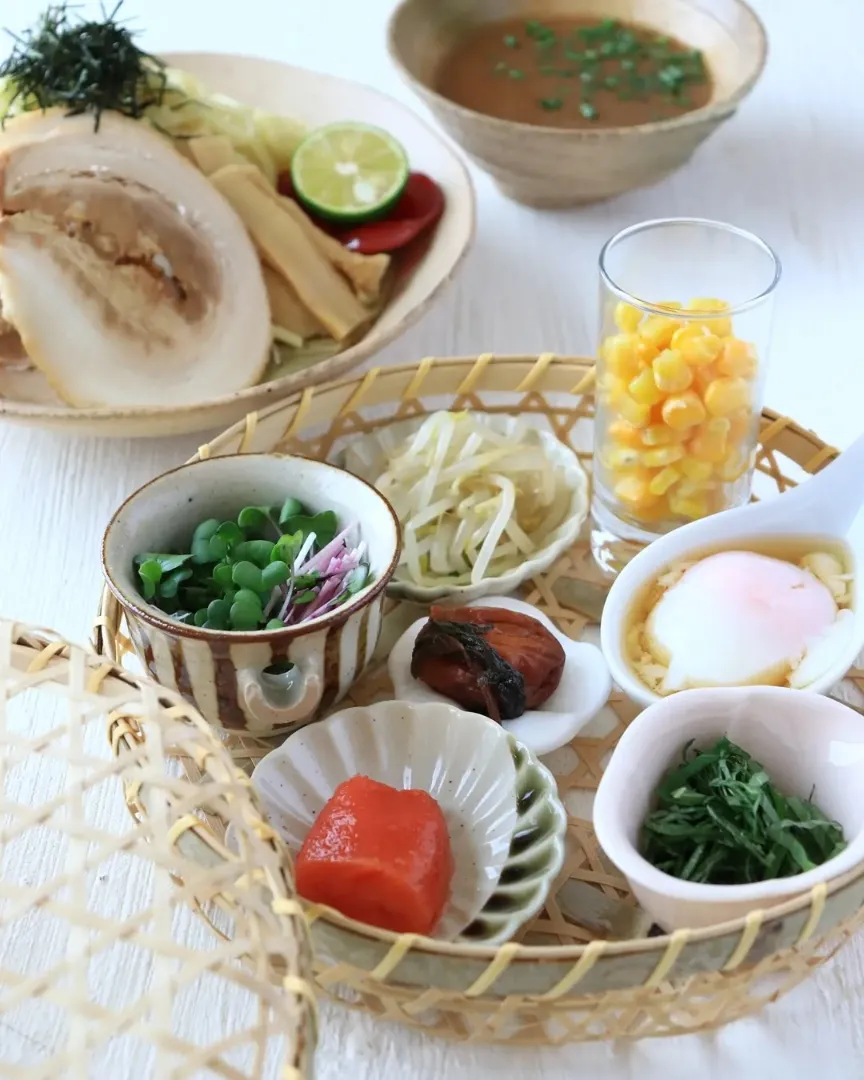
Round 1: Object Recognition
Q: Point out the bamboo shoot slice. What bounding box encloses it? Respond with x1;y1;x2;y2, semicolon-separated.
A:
262;263;325;340
242;166;390;304
209;165;368;341
188;135;241;176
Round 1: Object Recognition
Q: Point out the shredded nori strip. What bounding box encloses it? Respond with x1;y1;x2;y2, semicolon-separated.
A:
411;618;526;722
0;3;167;131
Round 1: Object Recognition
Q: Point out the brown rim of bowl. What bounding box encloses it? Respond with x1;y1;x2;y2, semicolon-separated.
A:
101;452;403;643
386;0;768;139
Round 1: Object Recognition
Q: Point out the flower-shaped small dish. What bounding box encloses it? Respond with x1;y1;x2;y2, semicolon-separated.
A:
594;686;864;932
388;596;611;755
250;699;566;944
339;412;589;603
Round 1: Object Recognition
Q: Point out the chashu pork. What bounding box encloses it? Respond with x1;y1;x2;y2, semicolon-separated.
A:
0;110;271;408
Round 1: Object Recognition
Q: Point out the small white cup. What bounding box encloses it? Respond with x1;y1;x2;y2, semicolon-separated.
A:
594;686;864;931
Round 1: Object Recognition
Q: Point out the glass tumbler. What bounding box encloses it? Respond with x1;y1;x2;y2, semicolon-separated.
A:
590;218;781;576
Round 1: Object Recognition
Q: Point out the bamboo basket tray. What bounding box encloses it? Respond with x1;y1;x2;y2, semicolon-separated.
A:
95;354;864;1047
0;620;316;1078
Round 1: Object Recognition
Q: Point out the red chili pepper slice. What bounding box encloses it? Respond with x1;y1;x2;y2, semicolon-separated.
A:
275;171;445;255
336;173;445;254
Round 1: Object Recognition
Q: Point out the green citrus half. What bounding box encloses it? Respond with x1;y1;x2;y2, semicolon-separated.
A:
290;122;410;223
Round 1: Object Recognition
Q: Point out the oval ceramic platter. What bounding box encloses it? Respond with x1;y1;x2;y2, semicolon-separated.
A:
0;53;474;438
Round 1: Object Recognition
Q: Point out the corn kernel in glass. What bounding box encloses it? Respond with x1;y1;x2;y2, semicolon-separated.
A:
592;219;780;575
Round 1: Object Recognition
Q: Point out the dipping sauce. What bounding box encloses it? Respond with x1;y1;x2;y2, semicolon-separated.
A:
436;16;711;129
625;537;855;695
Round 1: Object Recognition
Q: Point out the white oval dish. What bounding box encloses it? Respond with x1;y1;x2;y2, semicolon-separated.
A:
594;685;864;932
249;700;567;944
339;412;590;603
388;595;611;755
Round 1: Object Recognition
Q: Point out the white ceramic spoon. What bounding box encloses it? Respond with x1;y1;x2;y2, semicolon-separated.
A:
601;431;864;707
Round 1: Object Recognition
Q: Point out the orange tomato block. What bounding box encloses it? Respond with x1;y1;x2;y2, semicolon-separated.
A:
295;775;454;935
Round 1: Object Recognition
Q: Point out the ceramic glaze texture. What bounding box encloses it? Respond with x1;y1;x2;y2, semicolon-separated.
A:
594;686;864;930
249;700;567;943
102;454;400;737
123;592;384;734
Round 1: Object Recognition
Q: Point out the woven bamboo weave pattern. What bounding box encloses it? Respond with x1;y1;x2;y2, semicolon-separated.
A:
0;621;316;1078
94;355;864;1046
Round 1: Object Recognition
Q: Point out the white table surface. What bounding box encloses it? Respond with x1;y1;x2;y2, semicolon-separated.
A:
2;0;864;1076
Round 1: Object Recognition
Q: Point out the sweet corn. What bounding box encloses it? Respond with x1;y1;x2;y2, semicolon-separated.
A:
604;334;642;380
628;368;664;406
717;448;754;482
634;340;659;366
686;297;732;337
704;376;751;417
614;472;657;508
693;362;719;396
668;490;709;520
642;444;685;468
670;323;722;366
727;410;753;443
680;457;714;482
689;417;731;463
662;391;706;431
614;301;642;334
649;466;681;495
608;419;644;448
653;349;693;393
639;315;680;349
603;445;643;470
641;423;686;446
677;477;715;497
617;395;652;428
717;337;757;378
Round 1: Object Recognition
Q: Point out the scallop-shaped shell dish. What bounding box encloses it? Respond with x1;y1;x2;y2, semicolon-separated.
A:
250;700;566;944
339;412;589;602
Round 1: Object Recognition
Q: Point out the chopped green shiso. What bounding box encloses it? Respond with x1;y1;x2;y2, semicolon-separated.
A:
640;736;846;885
134;498;371;632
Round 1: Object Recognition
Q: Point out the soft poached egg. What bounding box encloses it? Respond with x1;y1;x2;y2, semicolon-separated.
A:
643;550;844;692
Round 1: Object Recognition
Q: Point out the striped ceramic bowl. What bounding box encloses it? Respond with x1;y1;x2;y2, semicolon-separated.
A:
102;454;400;740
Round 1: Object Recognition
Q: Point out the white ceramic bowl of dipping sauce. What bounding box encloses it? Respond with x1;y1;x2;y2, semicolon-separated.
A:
600;531;861;710
594;686;864;931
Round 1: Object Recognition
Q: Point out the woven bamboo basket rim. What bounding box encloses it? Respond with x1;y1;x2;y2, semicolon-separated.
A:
93;354;864;1001
2;619;318;1077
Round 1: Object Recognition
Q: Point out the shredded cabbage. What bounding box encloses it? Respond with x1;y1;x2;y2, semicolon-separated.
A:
0;65;306;184
374;411;573;587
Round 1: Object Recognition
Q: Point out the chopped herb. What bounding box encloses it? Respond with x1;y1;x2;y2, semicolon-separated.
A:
133;500;371;632
483;17;707;124
0;2;167;130
641;737;846;885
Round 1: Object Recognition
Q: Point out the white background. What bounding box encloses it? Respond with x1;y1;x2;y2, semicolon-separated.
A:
1;0;863;1076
